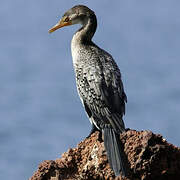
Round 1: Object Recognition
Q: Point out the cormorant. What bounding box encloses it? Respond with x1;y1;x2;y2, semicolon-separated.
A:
49;5;127;177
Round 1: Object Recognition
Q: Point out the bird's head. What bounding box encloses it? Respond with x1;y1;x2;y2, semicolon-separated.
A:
48;5;95;33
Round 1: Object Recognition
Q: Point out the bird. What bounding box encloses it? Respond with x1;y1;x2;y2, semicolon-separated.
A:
49;5;127;177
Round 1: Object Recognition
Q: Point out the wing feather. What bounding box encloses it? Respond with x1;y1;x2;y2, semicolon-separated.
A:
75;49;126;132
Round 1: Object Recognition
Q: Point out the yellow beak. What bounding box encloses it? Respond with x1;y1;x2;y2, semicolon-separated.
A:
48;19;72;33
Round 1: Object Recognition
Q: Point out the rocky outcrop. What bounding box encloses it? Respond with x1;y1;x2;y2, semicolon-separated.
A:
30;130;180;180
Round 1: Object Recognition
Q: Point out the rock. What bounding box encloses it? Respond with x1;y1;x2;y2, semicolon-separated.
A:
29;130;180;180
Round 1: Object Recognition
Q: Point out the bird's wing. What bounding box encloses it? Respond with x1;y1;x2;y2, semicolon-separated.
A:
103;54;127;114
76;55;126;132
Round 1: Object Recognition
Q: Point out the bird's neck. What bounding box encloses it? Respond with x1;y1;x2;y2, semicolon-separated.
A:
71;15;97;66
72;15;97;45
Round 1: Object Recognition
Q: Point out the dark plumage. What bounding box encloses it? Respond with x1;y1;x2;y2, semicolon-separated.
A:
49;5;127;177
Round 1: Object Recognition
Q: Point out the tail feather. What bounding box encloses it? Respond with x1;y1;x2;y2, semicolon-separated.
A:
104;127;126;177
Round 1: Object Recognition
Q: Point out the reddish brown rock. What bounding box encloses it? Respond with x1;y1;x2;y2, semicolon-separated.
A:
30;130;180;180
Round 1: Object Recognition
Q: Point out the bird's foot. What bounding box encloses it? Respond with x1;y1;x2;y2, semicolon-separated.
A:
125;128;130;132
86;124;100;138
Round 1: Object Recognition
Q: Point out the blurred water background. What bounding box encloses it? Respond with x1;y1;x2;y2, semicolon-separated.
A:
0;0;180;179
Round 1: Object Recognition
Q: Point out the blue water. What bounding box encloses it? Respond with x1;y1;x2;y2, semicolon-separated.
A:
0;1;180;179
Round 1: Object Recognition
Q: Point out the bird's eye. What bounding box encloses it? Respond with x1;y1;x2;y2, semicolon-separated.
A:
64;17;69;22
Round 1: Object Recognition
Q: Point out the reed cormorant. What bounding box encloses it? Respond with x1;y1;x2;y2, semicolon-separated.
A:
49;5;127;177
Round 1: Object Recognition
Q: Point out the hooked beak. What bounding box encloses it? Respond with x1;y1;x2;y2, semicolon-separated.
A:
48;19;72;33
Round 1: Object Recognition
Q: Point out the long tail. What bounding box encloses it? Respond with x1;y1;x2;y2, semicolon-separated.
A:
103;126;126;177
